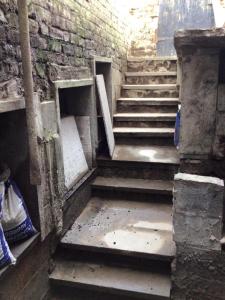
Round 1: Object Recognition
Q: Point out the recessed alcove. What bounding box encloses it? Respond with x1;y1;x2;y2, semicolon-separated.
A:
92;56;113;156
0;109;40;231
54;79;97;194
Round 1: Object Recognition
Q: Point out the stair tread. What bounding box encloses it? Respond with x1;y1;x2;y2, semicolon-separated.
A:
125;71;177;77
113;127;174;132
118;97;179;102
128;56;177;61
111;144;179;165
50;259;171;299
61;197;175;260
92;176;173;194
114;112;176;117
122;84;177;90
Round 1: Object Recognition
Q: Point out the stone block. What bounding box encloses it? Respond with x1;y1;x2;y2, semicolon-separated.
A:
174;173;224;218
173;212;222;250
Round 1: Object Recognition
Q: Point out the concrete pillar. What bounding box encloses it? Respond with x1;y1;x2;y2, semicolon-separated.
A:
179;48;219;159
172;173;225;300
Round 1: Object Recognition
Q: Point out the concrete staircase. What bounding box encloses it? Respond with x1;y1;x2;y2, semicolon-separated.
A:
49;56;179;299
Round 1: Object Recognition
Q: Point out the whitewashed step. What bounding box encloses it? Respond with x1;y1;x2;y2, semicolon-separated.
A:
50;259;171;300
127;56;177;62
125;71;177;77
92;176;173;195
122;84;177;90
118;98;179;105
114;113;176;122
113;127;175;137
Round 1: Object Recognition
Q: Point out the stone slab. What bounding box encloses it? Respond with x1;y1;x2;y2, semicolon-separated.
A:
112;144;179;165
50;259;171;300
96;75;115;157
61;116;89;189
174;173;224;218
61;197;175;260
179;49;219;157
173;212;222;250
0;98;25;113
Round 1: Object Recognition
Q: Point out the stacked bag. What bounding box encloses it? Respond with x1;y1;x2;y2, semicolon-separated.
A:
0;164;36;269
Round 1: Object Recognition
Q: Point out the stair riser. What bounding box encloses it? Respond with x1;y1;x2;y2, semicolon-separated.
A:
128;60;177;73
114;121;175;128
92;189;172;203
56;248;172;272
97;163;178;181
50;285;157;300
117;104;178;113
126;76;177;85
121;89;179;98
115;137;175;146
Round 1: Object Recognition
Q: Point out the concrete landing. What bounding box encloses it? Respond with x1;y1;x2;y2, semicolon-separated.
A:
61;197;175;261
112;144;179;165
50;259;171;300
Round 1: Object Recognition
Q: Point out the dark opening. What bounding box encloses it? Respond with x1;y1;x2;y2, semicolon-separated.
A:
95;61;112;156
0;110;40;230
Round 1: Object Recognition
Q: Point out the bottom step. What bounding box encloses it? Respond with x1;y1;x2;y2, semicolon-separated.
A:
50;259;171;300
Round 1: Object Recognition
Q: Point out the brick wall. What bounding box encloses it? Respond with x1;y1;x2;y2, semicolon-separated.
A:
128;0;159;57
0;0;128;101
0;1;128;298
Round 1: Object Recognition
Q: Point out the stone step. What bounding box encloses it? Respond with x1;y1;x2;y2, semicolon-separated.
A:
61;197;175;261
97;144;179;180
121;85;179;98
92;176;173;195
114;112;176;122
113;127;175;138
125;72;177;85
117;98;179;113
117;97;179;113
122;84;177;90
118;97;179;105
50;259;171;300
127;57;177;73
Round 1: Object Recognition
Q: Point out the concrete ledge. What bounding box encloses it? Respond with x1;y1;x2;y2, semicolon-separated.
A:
175;173;224;187
54;78;94;89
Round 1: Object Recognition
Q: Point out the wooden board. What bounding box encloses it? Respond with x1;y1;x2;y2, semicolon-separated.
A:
76;116;92;168
96;75;115;157
61;116;89;189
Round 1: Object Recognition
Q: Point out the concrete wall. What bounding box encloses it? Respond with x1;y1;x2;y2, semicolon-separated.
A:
173;29;225;299
172;173;224;300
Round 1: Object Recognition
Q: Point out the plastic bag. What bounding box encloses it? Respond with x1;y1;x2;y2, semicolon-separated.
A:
174;108;180;149
0;182;16;269
0;222;16;269
2;179;36;244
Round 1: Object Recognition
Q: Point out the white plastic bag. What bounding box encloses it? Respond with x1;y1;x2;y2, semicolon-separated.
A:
2;179;36;244
0;182;16;269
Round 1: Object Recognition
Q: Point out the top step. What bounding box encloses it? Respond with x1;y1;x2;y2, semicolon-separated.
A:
127;56;177;62
127;57;177;73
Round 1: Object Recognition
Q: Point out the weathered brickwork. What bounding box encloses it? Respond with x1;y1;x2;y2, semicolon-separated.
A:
128;0;159;57
0;0;128;100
